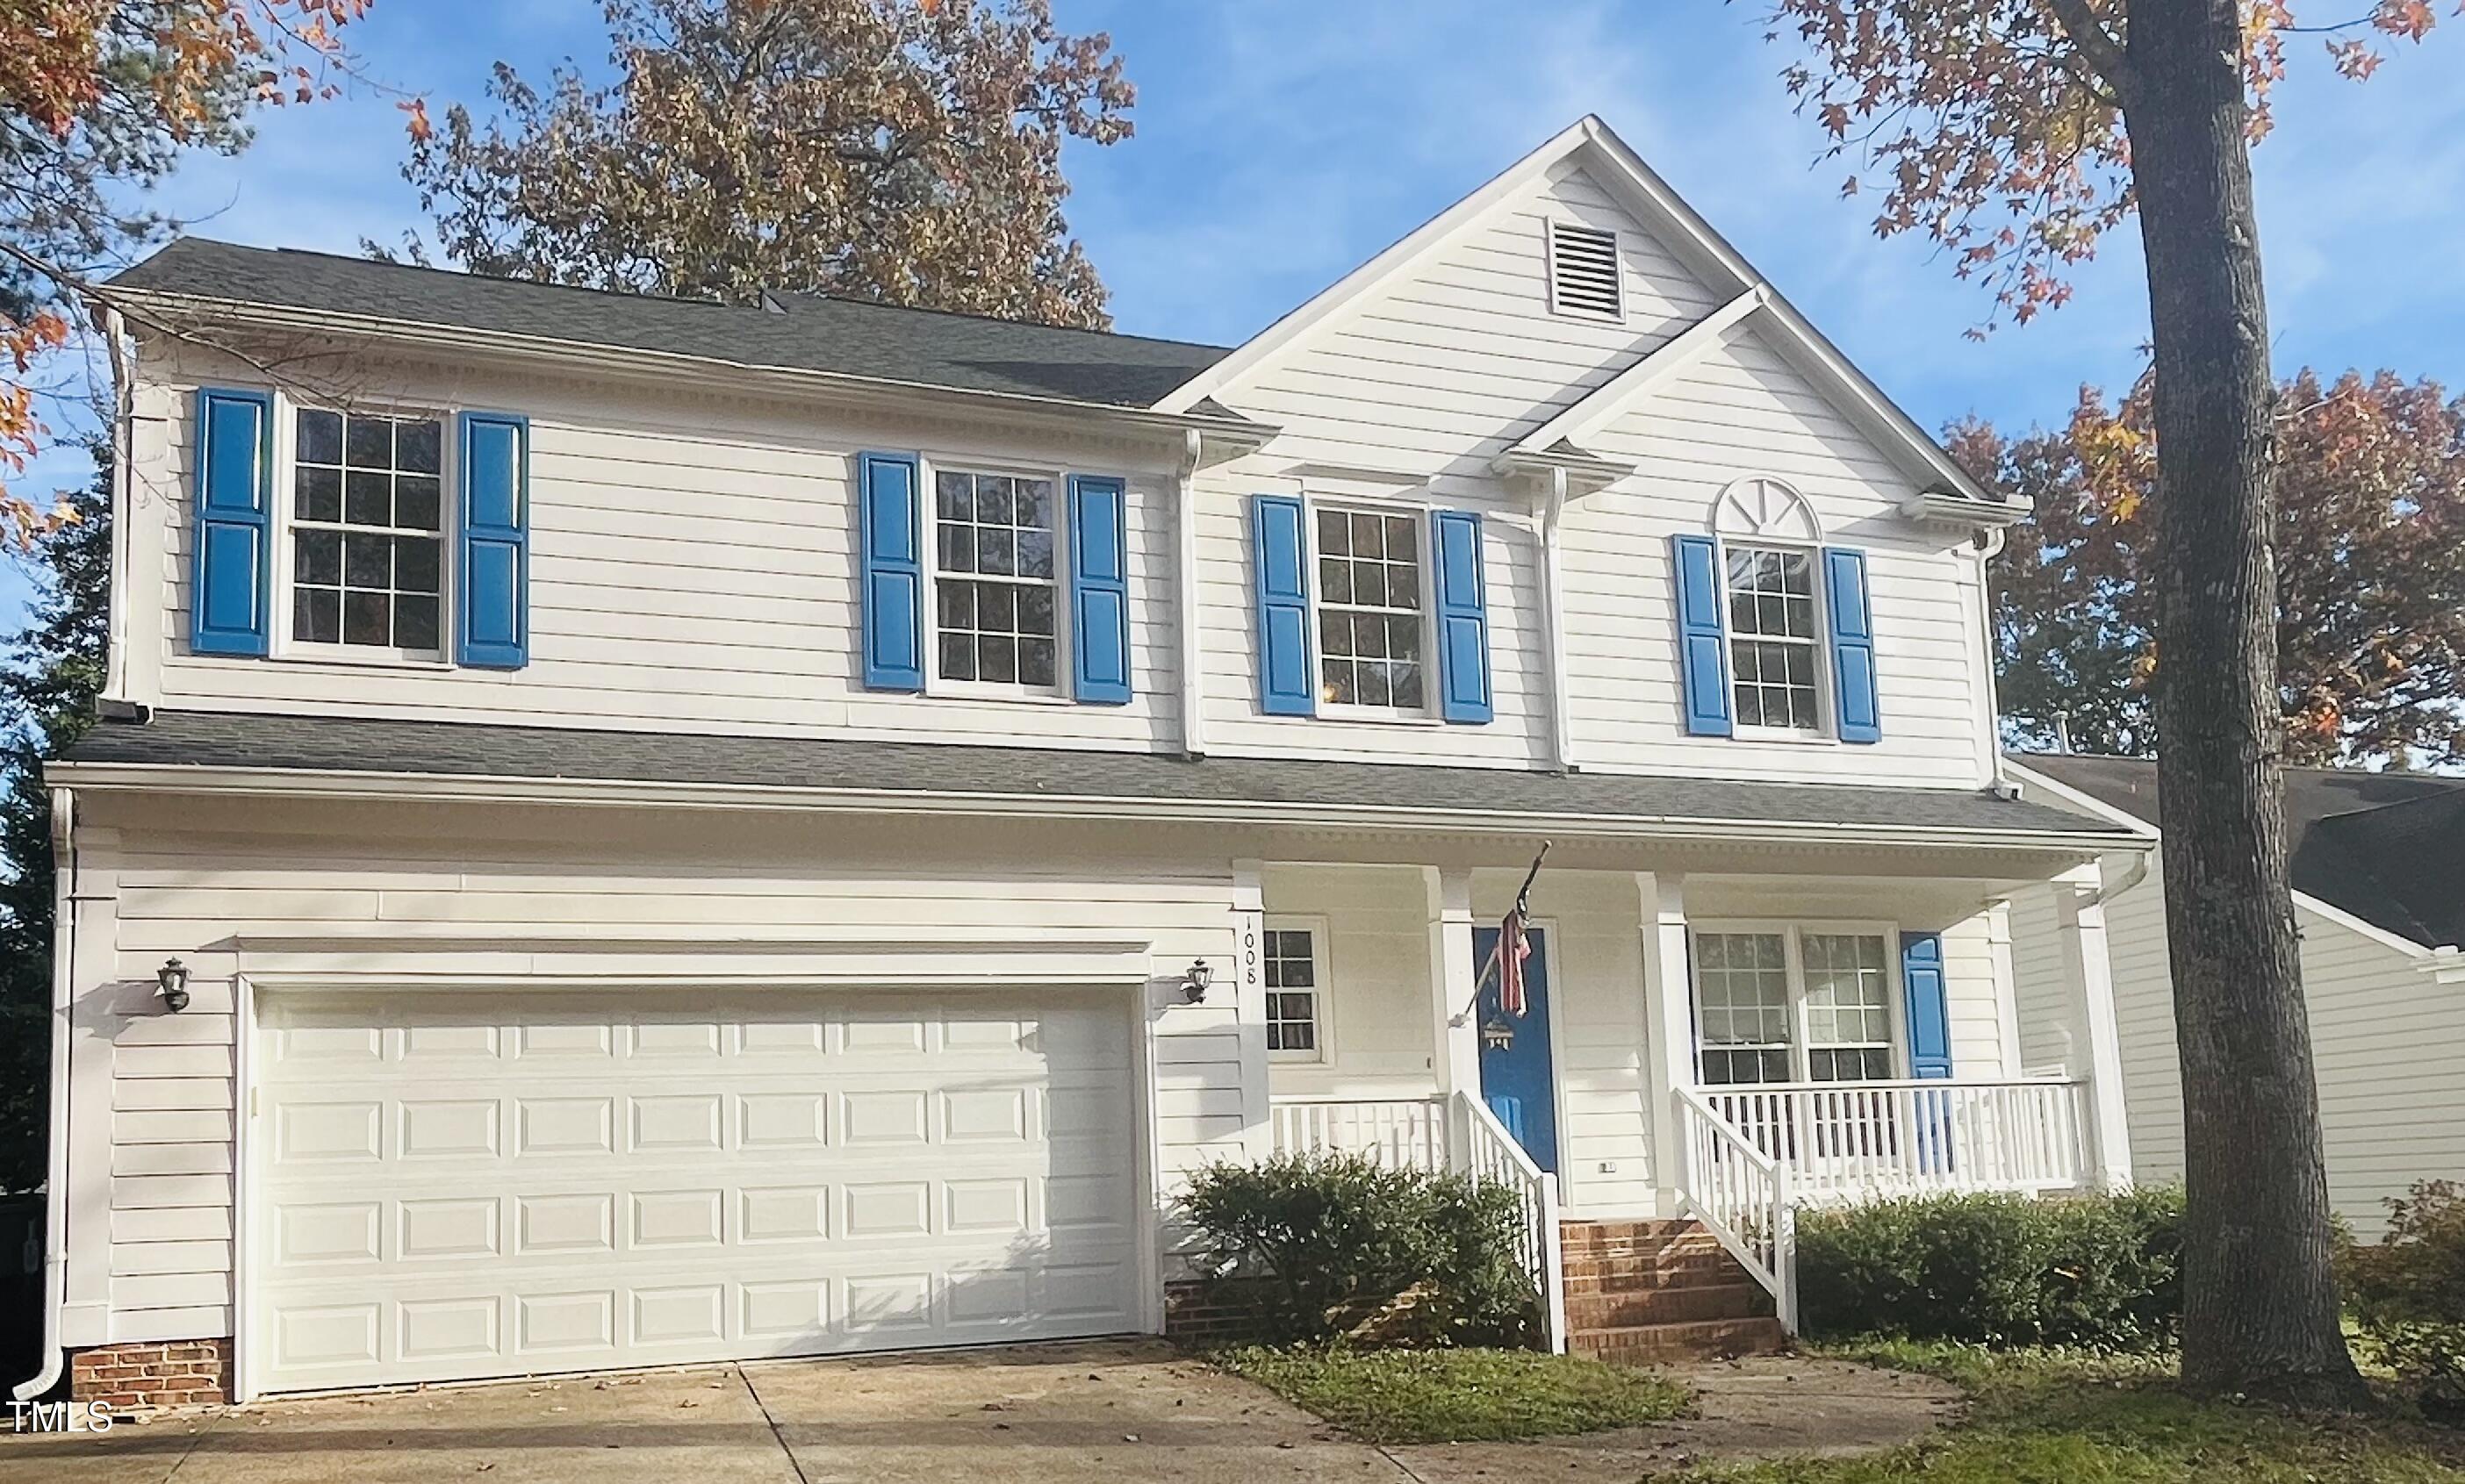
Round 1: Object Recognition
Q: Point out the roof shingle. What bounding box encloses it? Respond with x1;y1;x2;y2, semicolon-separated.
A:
111;239;1229;408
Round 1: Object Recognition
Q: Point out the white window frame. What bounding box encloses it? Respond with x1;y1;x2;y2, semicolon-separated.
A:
1543;219;1626;324
1688;920;1907;1086
1262;914;1332;1064
1708;476;1836;744
269;395;457;670
916;451;1074;704
1301;494;1441;724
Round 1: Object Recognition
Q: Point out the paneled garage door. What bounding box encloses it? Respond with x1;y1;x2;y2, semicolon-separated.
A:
249;988;1142;1394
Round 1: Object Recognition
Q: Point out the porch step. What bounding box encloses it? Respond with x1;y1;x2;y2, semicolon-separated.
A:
1557;1218;1788;1366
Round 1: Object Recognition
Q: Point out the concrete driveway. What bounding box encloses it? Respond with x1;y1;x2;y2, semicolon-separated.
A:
0;1339;1398;1484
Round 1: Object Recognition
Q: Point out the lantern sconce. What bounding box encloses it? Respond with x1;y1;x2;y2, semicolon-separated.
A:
1179;959;1214;1005
155;957;190;1014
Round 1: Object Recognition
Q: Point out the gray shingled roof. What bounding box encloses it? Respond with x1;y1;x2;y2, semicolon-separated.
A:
61;710;2126;838
110;239;1230;408
2016;752;2465;949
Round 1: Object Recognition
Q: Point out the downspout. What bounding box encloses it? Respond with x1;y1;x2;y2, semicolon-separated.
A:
1537;467;1576;772
2089;849;2151;907
1972;525;2009;791
13;786;75;1402
98;307;134;705
1175;428;1207;758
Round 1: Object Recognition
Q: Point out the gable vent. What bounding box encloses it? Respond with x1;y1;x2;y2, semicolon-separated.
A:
1547;221;1624;321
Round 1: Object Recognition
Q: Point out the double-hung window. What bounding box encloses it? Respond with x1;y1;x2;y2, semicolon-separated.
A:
1314;505;1427;711
933;469;1060;690
289;407;445;656
1723;545;1821;733
1692;925;1900;1085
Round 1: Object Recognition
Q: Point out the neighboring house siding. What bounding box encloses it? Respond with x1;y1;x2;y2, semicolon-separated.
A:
128;348;1189;751
81;799;1248;1345
2013;859;2465;1236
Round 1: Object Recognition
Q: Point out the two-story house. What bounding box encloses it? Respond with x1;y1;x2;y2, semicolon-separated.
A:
21;116;2145;1407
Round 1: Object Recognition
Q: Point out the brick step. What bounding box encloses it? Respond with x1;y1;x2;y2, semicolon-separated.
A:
1560;1253;1742;1285
1560;1264;1750;1297
1566;1316;1790;1366
1561;1238;1727;1263
1565;1281;1774;1330
1558;1219;1704;1242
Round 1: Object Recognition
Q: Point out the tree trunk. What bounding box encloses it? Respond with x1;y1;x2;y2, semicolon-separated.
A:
2119;0;2368;1408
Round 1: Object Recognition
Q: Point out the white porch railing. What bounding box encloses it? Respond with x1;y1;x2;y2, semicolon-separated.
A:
1266;1093;1565;1353
1697;1078;2089;1201
1673;1086;1795;1328
1268;1097;1448;1171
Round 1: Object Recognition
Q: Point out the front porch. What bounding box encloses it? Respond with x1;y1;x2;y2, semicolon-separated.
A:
1242;856;2136;1348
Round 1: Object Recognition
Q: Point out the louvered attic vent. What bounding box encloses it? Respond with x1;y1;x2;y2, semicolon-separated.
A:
1547;221;1623;321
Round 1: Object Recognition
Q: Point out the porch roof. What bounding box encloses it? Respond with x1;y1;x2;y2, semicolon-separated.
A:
61;710;2132;843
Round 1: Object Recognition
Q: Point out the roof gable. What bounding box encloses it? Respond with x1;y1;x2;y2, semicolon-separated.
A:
1159;115;1996;505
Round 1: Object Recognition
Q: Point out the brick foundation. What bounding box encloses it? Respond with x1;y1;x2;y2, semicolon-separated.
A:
69;1338;232;1409
1162;1278;1283;1348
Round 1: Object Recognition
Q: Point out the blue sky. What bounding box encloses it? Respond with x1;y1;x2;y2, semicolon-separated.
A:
9;0;2462;636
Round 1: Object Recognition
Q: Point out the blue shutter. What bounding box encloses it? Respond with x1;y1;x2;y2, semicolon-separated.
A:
1901;932;1952;1079
456;412;530;669
1068;475;1132;705
190;388;273;656
1433;510;1492;724
1251;494;1314;716
1823;546;1881;743
858;452;924;692
1671;534;1731;736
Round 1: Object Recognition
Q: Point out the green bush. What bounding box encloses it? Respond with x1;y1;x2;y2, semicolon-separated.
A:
2344;1179;2465;1420
1180;1151;1536;1346
1794;1184;2184;1351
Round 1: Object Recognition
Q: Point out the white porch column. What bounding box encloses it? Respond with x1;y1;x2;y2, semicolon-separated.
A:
1636;871;1692;1203
1424;866;1481;1098
2052;864;2135;1188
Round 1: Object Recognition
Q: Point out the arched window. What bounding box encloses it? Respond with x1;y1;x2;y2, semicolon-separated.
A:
1709;478;1825;733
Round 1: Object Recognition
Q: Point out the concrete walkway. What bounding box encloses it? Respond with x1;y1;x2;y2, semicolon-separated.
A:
0;1340;1958;1483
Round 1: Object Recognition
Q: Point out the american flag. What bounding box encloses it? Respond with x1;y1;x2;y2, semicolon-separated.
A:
1494;905;1534;1018
1483;842;1549;1019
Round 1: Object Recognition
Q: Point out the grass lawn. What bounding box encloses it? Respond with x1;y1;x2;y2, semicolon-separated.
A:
1213;1344;1692;1445
1693;1340;2465;1482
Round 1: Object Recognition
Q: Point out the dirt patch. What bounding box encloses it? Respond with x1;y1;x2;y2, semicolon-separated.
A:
1380;1353;1961;1480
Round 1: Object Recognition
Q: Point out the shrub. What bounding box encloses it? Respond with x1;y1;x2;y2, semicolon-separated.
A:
1794;1184;2184;1351
2344;1179;2465;1420
1179;1151;1536;1346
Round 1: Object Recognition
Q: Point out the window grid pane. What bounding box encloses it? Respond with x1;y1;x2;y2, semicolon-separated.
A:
1264;928;1319;1053
1316;508;1425;710
1801;933;1893;1083
1692;932;1791;1085
1724;545;1821;732
932;470;1059;689
291;409;443;653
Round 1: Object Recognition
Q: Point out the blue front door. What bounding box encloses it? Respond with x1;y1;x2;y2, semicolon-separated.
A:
1472;926;1558;1173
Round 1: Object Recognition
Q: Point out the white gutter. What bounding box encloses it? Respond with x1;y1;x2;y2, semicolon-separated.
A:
13;787;74;1402
1534;467;1577;772
45;758;2143;855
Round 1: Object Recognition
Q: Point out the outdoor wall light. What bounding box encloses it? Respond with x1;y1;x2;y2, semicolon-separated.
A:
1179;959;1214;1005
155;957;190;1013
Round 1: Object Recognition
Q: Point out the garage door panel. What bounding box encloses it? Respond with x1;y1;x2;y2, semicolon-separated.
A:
252;989;1142;1393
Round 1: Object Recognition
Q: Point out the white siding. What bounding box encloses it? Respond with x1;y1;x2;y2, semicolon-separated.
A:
78;798;1249;1345
127;346;1189;752
1189;160;1992;783
2014;861;2465;1237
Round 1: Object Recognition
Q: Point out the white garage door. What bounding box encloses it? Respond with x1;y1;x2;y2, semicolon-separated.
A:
250;988;1142;1394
